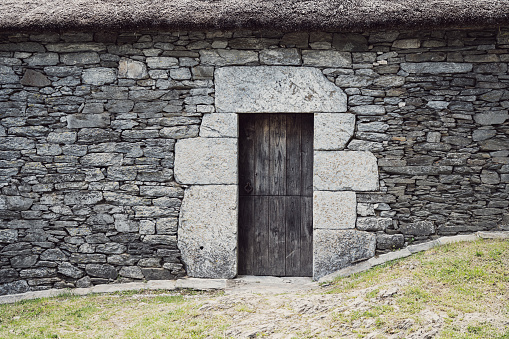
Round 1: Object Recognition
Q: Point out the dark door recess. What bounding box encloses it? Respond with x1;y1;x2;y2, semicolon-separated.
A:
238;114;313;277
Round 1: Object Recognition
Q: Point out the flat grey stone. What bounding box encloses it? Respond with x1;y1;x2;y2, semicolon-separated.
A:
178;185;237;279
85;264;117;280
10;255;37;268
118;58;148;79
25;53;59;66
80;153;123;167
200;49;258;66
199;113;238;138
215;66;347;113
313;229;375;279
313;191;356;230
356;217;392;231
20;70;51;87
350;105;385;115
314;113;355;150
314;151;379;191
474;112;508;125
376;234;405;250
472;129;496;141
260;48;301;65
64;191;103;205
400;221;435;236
61;52;100;65
392;39;421;49
146;57;178;69
302;50;351;67
401;62;473;74
174;138;237;185
58;262;84;279
67;113;110;129
119;266;144;279
372;75;405;87
82;68;117;85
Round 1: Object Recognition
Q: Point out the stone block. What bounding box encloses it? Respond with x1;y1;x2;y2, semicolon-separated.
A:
400;221;435;236
119;266;144;279
376;234;405;250
392;39;421;49
146;57;178;69
58;263;84;279
10;255;37;268
40;248;67;261
356;217;392;231
260;48;301;65
0;229;18;243
314;151;379;191
118;58;148;79
200;49;258;66
20;70;51;87
62;52;100;65
174;138;237;185
0;281;29;296
178;185;237;279
67;113;110;128
199;113;238;138
401;62;473;74
82;68;117;85
302;50;351;67
313;229;375;279
313;191;356;230
160;125;200;139
64;192;103;205
216;66;347;113
85;264;117;280
26;53;59;66
474;112;508;125
350;105;385;115
81;153;123;167
314;113;355;150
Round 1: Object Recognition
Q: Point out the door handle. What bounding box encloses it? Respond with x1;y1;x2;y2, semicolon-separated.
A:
244;181;253;194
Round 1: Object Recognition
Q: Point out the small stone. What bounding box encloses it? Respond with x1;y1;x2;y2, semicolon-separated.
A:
61;52;100;65
474;112;508;125
356;217;392;231
85;264;117;280
170;68;191;80
200;49;258;66
10;255;38;268
82;68;117;85
401;62;473;74
118;58;148;79
260;48;301;65
40;248;67;261
146;57;179;68
200;113;237;138
481;170;500;184
350;105;385;115
20;69;51;87
472;129;496;141
400;221;435;236
25;53;59;66
376;234;405;250
75;276;92;288
119;266;144;279
302;50;351;67
58;262;84;279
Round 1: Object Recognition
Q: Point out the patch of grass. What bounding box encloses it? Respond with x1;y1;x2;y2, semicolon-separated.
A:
327;239;509;338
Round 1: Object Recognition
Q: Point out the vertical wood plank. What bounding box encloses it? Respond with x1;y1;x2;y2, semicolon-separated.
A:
239;115;255;197
286;114;302;196
255;114;270;196
238;196;254;275
268;196;286;276
301;114;314;197
270;114;287;196
253;196;269;275
300;196;313;276
285;196;301;276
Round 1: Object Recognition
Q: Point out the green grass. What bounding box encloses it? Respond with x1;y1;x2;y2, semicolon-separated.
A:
327;239;509;338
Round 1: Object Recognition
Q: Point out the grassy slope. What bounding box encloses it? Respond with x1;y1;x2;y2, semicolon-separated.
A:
0;239;507;338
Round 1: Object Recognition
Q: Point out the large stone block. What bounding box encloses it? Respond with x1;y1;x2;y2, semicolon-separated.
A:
313;191;356;230
313;229;375;279
199;113;238;138
215;66;347;113
314;151;379;191
82;67;117;85
314;113;355;150
178;185;237;279
174;138;237;185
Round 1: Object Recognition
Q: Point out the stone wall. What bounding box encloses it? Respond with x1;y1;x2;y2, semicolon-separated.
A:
1;28;508;293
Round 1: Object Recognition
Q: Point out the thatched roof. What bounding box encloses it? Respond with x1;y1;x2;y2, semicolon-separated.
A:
1;0;509;32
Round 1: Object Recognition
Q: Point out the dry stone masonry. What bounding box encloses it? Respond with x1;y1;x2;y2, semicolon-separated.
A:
1;28;508;293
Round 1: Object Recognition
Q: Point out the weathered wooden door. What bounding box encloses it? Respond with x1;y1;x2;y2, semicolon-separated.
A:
238;114;313;277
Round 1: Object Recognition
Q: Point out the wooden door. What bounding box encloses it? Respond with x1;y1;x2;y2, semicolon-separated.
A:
238;114;313;277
